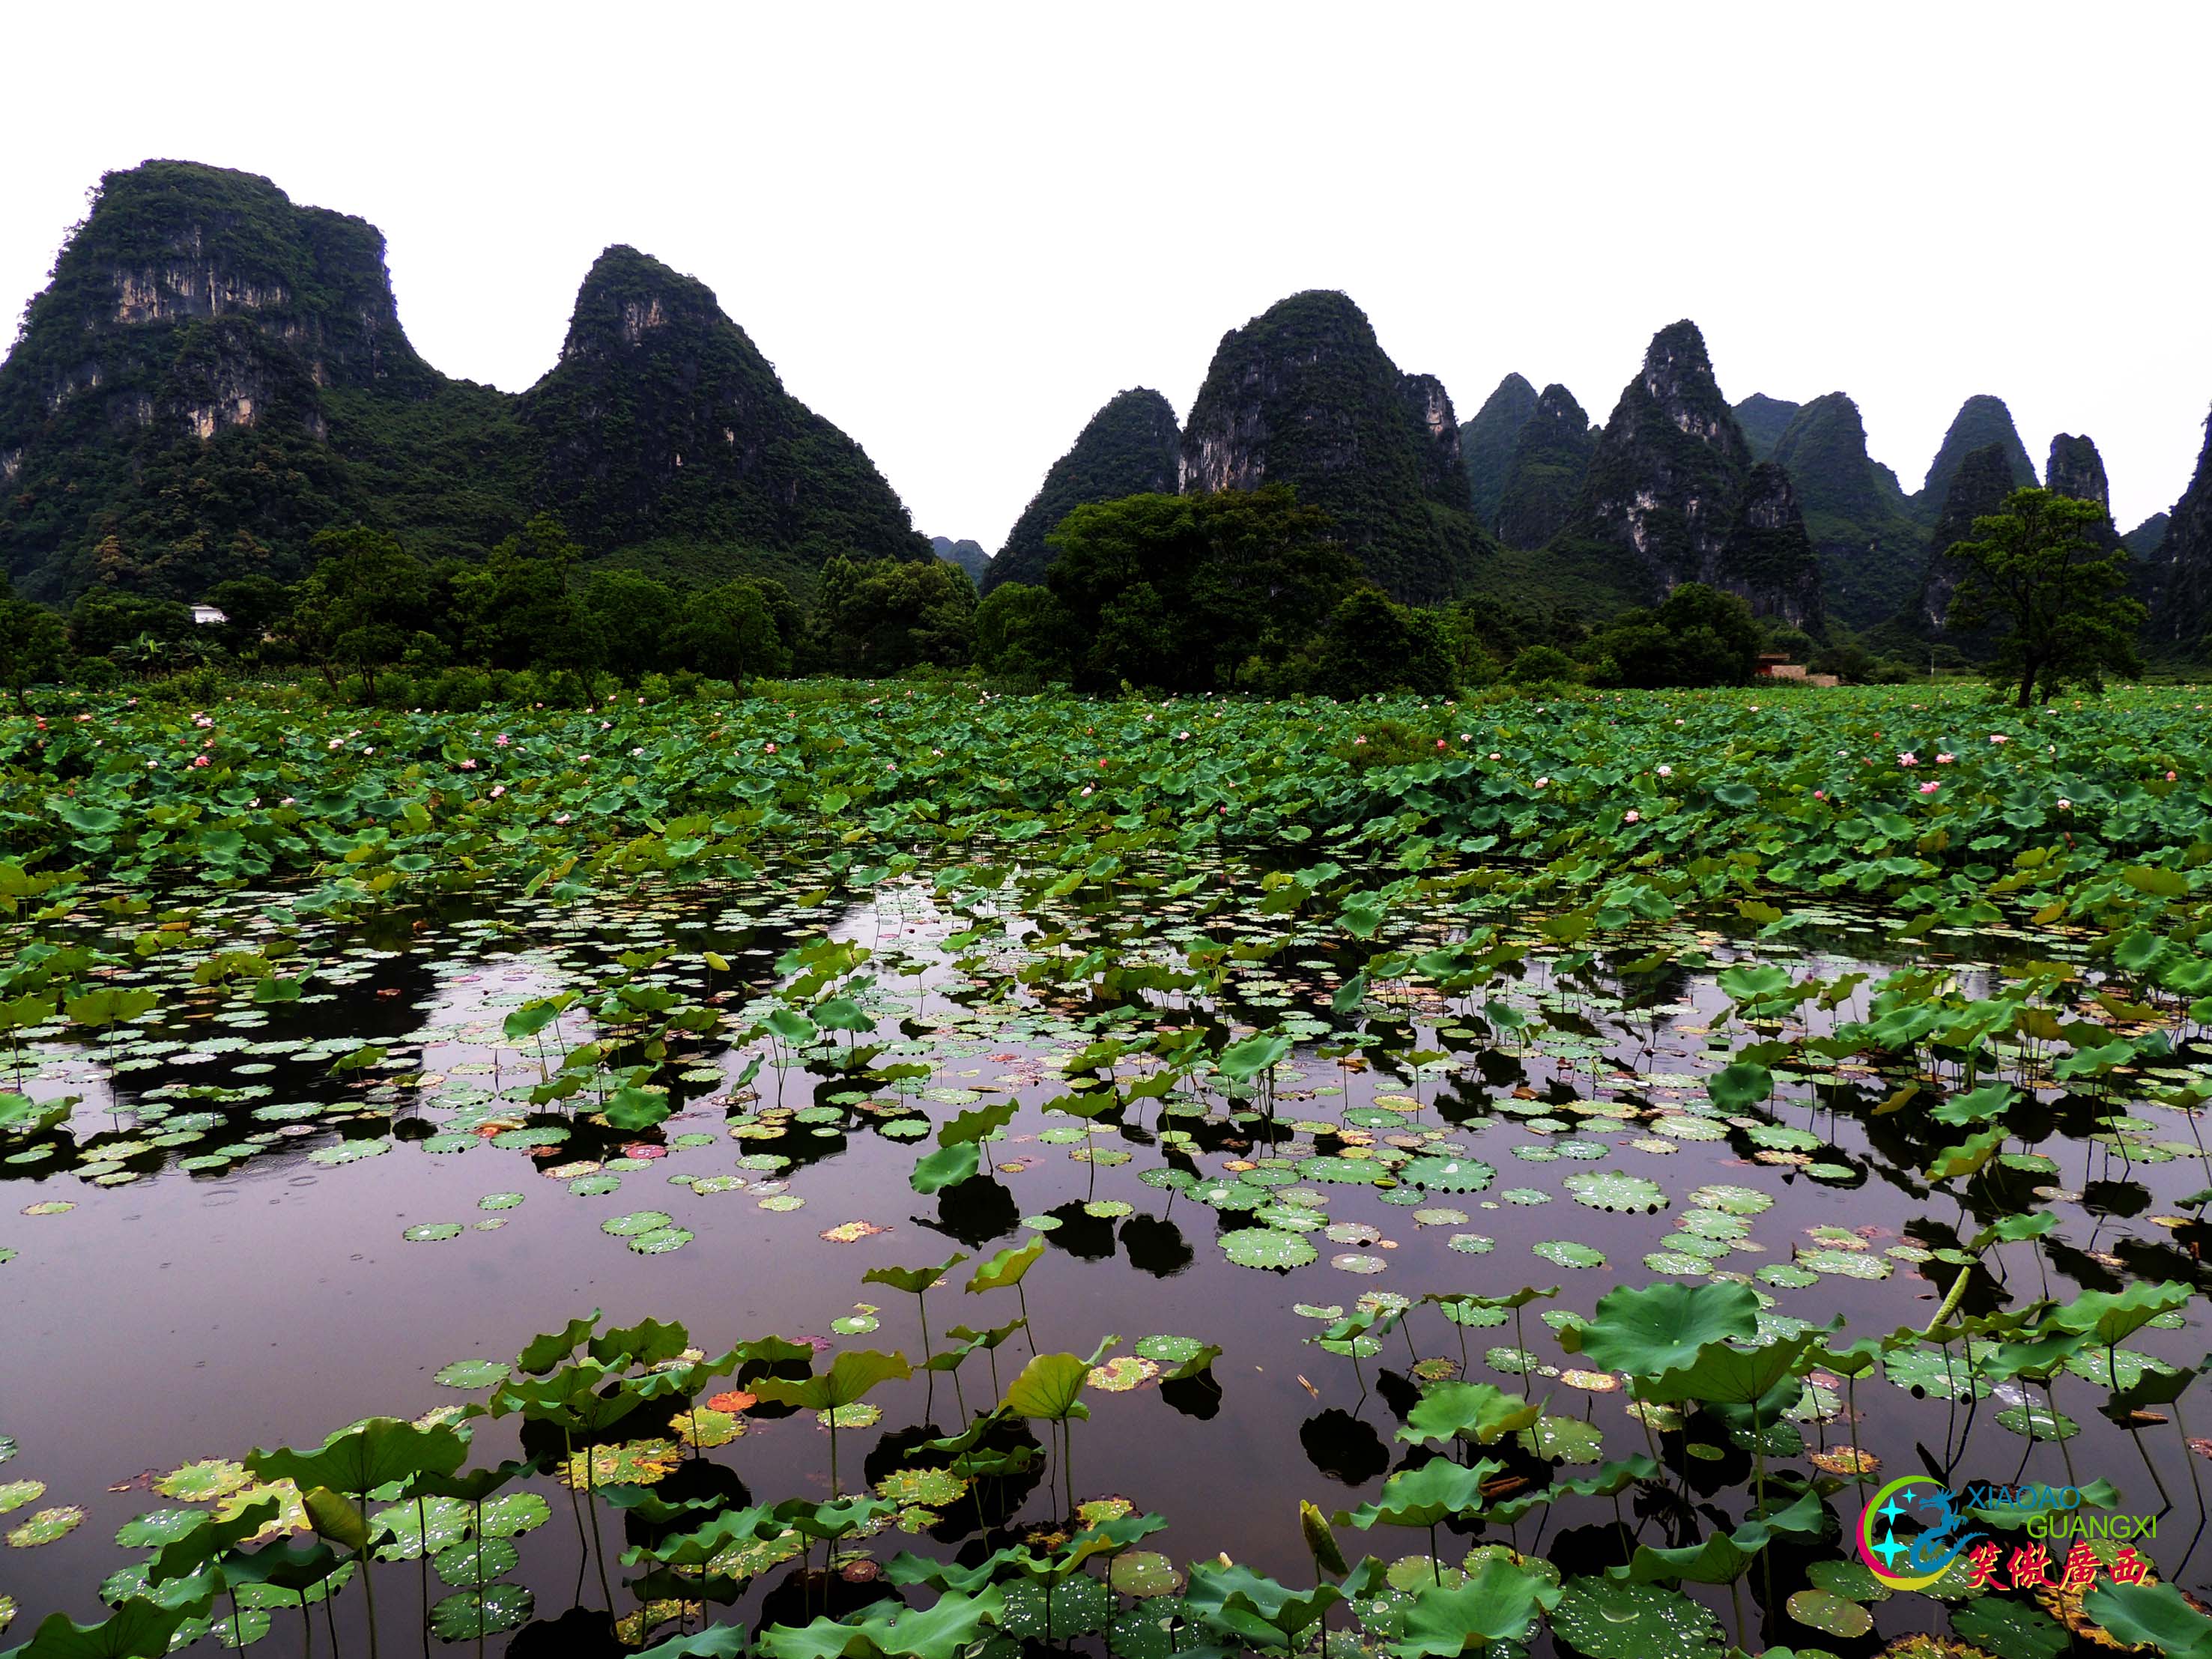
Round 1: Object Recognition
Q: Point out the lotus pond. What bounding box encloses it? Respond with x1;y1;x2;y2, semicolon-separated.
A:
4;684;2212;1659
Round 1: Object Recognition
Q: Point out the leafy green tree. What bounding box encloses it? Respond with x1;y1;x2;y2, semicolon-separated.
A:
973;582;1079;681
0;577;70;711
1585;583;1759;688
1315;586;1455;697
202;575;291;662
1045;487;1361;690
285;527;430;694
68;586;192;658
1946;486;2146;707
449;515;601;674
582;571;682;678
671;579;793;681
811;557;975;675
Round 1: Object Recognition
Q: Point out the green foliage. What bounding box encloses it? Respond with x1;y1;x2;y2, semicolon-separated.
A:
972;583;1079;682
987;389;1182;592
1496;383;1598;551
810;556;975;675
1459;373;1539;529
282;527;431;694
1585;583;1760;688
1770;392;1925;629
1181;291;1487;604
1948;486;2148;706
1043;486;1364;691
0;578;70;710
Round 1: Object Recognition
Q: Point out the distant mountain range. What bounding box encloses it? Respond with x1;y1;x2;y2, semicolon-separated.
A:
3;159;2205;655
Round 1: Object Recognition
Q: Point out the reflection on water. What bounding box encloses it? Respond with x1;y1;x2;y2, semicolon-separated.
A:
1;855;2208;1650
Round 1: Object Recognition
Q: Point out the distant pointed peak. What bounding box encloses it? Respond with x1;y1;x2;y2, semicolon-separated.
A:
1646;319;1713;369
1533;383;1589;423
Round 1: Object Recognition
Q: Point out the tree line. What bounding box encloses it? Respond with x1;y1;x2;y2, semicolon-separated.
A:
0;483;2145;710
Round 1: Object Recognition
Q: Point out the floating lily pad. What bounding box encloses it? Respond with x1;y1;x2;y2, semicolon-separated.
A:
1401;1156;1496;1192
1551;1574;1724;1659
1221;1228;1318;1270
156;1459;251;1501
403;1223;464;1242
1534;1240;1605;1269
428;1583;534;1640
1088;1356;1160;1392
1565;1169;1667;1213
0;1481;44;1516
602;1210;673;1237
4;1505;85;1547
1787;1589;1874;1639
434;1359;511;1390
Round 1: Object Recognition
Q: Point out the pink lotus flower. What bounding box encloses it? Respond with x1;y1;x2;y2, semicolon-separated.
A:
2057;798;2071;811
1813;790;1827;800
1080;786;1093;797
191;755;209;768
554;813;571;825
1990;733;2008;744
490;786;505;798
1898;753;1918;766
1936;753;1954;764
1434;738;1446;749
1656;765;1673;777
495;734;510;747
1534;777;1550;789
1918;780;1939;794
1624;810;1640;823
459;759;477;770
1354;736;1367;746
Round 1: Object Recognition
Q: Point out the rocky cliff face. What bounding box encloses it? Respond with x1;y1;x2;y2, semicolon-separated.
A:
984;387;1181;592
1494;383;1597;551
0;161;937;602
931;537;991;583
1733;393;1802;461
1458;373;1539;527
1768;392;1925;628
2145;408;2212;655
1719;461;1823;628
2043;432;2123;559
1915;443;2019;631
1179;290;1486;604
1556;320;1815;613
0;160;444;598
518;246;928;571
1915;394;2036;519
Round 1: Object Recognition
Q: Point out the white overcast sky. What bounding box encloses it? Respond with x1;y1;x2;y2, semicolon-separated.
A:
4;2;2207;545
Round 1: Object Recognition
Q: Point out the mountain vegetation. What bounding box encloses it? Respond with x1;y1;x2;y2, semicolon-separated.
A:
4;161;2210;685
1913;393;2037;518
1494;383;1597;551
983;388;1180;592
1767;392;1924;628
1180;291;1488;604
1916;443;2029;634
1547;321;1817;625
1732;392;1801;461
0;161;929;608
1457;372;1539;527
931;536;992;581
2144;407;2212;655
